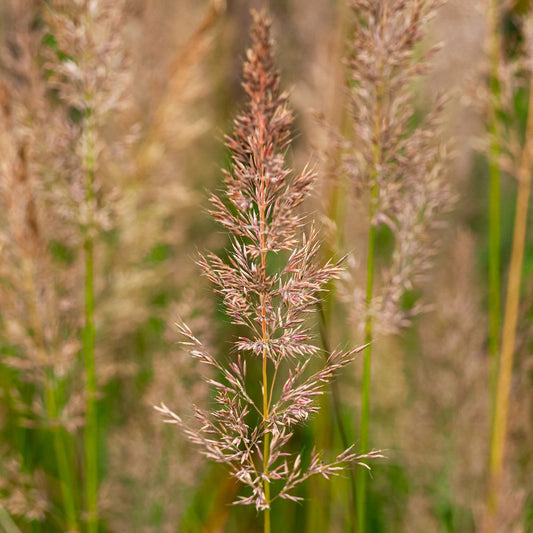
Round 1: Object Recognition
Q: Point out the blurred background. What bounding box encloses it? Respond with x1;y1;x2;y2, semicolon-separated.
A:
0;0;532;532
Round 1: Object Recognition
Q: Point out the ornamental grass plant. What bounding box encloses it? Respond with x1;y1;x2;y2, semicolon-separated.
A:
339;2;453;529
156;11;382;532
0;1;532;532
0;0;223;530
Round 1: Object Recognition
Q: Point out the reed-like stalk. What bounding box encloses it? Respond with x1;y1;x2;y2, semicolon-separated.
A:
45;2;130;526
82;106;98;533
355;14;385;528
344;4;450;530
487;0;502;415
484;72;533;533
262;361;271;533
260;172;272;530
356;151;380;533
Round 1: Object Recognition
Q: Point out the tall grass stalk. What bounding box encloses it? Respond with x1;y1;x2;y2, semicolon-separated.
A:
485;76;533;533
356;40;384;531
45;1;152;528
344;3;450;529
260;239;271;533
488;0;502;415
356;160;379;533
82;107;98;533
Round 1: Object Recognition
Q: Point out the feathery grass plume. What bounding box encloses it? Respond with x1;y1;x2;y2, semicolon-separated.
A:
1;0;221;529
345;0;451;336
0;450;48;523
342;0;452;529
141;0;226;155
0;3;83;528
156;10;381;531
44;1;130;529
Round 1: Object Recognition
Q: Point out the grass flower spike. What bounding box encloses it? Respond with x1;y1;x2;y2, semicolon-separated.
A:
156;10;381;531
342;1;452;530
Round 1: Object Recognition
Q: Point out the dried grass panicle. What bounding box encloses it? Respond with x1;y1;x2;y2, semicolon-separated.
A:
44;0;131;238
44;0;152;387
0;2;81;403
0;451;48;521
45;0;130;117
157;10;382;511
0;4;84;523
0;0;149;416
345;0;453;334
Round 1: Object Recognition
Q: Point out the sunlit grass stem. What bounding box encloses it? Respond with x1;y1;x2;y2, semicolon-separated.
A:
356;183;378;533
488;0;502;418
485;77;533;533
356;63;383;530
262;347;271;533
260;151;271;533
83;105;98;533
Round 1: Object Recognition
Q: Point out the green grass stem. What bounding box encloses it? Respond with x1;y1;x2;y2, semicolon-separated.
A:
485;77;533;533
356;181;378;533
356;61;383;529
83;106;98;533
259;164;271;533
488;0;502;419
